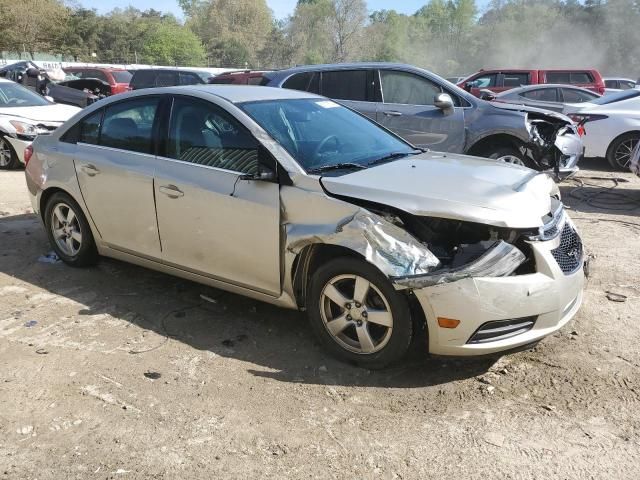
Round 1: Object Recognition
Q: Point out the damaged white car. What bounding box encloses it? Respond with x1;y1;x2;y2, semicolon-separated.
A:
0;78;80;169
25;86;586;368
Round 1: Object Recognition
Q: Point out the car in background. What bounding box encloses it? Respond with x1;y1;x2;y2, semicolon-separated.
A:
264;63;583;176
445;76;466;84
492;84;600;113
209;70;271;85
0;78;80;169
0;60;39;83
460;69;606;97
565;89;640;170
603;77;636;90
129;68;213;90
25;85;585;367
63;67;132;94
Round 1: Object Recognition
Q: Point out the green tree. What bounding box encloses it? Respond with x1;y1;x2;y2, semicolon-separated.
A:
141;22;206;65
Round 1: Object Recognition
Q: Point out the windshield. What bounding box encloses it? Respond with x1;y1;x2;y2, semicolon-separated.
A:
239;98;416;172
593;89;640;105
112;71;132;83
0;82;50;107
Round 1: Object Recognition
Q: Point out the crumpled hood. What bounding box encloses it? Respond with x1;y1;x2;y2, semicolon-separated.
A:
320;153;556;229
489;101;573;124
0;104;80;123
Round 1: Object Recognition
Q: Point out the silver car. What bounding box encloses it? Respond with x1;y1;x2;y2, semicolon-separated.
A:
493;84;600;114
25;86;585;368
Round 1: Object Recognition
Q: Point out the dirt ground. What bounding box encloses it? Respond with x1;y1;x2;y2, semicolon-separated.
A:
0;159;639;479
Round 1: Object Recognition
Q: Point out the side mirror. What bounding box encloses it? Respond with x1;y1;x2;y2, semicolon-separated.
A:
479;89;496;101
241;163;276;182
434;93;454;111
26;67;40;78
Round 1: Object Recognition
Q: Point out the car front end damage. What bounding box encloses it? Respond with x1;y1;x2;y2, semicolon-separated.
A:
525;112;583;178
284;173;585;357
0;117;61;164
486;103;583;178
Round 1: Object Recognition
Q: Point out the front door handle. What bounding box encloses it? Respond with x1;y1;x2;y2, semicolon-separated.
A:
383;110;403;117
159;185;184;198
80;164;100;176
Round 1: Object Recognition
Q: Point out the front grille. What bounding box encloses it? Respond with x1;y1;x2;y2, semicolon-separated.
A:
551;222;583;274
467;317;537;344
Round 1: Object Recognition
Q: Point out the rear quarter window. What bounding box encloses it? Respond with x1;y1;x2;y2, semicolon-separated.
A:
130;71;156;89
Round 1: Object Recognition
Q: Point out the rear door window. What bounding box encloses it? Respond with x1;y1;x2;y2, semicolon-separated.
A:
620;80;635;90
87;70;108;82
502;72;530;87
380;70;442;106
546;72;570;84
131;71;156;89
605;79;618;89
283;72;320;94
321;70;368;101
521;88;559;102
99;98;160;154
155;71;178;87
570;72;593;84
179;72;202;85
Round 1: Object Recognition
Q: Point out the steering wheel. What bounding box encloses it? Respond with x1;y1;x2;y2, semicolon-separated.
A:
313;134;341;159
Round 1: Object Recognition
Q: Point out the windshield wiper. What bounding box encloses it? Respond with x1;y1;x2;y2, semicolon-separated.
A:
307;162;368;174
367;149;423;167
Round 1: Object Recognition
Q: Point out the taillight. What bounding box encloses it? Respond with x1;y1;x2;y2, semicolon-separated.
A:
577;125;586;137
24;145;33;166
597;85;605;95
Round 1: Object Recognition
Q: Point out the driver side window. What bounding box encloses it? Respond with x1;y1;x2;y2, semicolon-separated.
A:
380;70;442;106
167;97;259;175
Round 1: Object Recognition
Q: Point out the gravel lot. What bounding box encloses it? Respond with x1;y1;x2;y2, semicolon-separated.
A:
1;160;639;479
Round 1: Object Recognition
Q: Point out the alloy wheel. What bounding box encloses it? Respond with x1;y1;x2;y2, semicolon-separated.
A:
614;138;638;169
0;138;12;167
495;154;525;166
51;202;83;257
319;274;393;354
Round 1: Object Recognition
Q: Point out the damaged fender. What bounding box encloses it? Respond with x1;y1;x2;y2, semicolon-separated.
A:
286;209;442;279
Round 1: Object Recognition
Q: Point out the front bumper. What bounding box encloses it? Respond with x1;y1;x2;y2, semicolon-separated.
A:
410;233;585;356
5;136;31;165
551;131;583;177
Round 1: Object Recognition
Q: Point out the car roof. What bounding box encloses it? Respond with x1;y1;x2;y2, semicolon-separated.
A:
98;85;320;104
603;77;635;82
274;62;421;74
65;66;128;71
497;84;598;96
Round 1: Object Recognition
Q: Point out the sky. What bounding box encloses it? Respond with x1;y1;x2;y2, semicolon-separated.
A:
77;0;489;20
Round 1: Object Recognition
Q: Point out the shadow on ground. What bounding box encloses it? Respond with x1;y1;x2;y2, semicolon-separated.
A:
0;213;496;389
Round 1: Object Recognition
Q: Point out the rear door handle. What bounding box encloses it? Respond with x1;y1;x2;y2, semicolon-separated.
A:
80;164;100;176
159;185;184;198
383;110;403;117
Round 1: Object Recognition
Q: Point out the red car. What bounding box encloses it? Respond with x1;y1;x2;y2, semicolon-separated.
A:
459;69;606;97
209;70;271;85
62;67;132;94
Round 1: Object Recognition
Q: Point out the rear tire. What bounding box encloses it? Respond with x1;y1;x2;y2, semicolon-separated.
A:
44;192;99;267
307;257;413;369
0;135;20;170
606;132;640;171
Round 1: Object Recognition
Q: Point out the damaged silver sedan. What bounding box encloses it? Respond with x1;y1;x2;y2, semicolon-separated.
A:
25;86;585;368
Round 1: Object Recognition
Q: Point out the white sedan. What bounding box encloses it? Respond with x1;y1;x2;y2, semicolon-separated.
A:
565;90;640;170
0;78;80;169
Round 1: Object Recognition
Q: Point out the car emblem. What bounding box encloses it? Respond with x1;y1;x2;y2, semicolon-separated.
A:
566;248;580;259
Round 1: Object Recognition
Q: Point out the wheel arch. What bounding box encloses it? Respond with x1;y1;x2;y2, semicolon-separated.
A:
291;243;368;310
605;130;640;157
466;133;527;157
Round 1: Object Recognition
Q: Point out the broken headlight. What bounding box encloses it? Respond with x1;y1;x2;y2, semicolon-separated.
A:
392;241;526;288
9;120;38;140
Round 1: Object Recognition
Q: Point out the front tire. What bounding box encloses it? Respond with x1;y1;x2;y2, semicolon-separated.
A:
606;132;640;171
44;192;98;267
0;135;20;170
307;257;413;369
488;146;533;168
